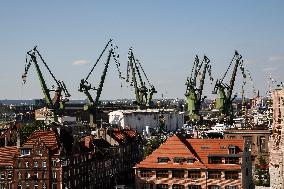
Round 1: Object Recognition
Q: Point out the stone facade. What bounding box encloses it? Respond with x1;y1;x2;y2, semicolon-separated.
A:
269;88;284;189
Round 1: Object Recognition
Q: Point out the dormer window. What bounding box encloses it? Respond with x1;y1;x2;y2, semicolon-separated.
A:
21;149;31;156
228;146;237;154
157;157;170;163
173;157;185;164
187;158;195;164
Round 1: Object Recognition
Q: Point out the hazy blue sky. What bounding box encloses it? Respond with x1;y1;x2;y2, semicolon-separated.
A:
0;1;283;100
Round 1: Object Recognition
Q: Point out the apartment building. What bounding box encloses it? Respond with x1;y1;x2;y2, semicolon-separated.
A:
134;135;253;189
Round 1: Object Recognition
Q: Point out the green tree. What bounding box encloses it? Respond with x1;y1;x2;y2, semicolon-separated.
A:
255;156;270;186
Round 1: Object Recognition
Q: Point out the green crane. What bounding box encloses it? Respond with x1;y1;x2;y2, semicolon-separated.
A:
213;51;246;122
22;46;71;123
185;55;213;122
126;48;157;109
79;39;123;127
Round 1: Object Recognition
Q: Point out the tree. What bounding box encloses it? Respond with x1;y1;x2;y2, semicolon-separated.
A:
255;156;270;186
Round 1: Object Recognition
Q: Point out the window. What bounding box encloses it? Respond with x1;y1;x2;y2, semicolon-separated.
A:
187;158;195;163
188;185;201;189
42;182;47;189
229;146;237;154
34;161;38;168
25;161;29;168
209;157;222;164
157;157;170;163
26;182;29;189
52;160;57;167
243;136;252;151
225;186;238;189
173;184;185;189
173;157;185;164
142;183;153;189
140;170;153;178
156;170;169;178
260;136;266;153
21;149;31;156
37;149;42;156
225;171;239;179
18;161;22;168
52;171;57;179
208;171;221;179
42;172;46;179
225;157;239;164
42;161;46;168
17;183;21;189
172;170;184;178
18;172;21;179
52;183;57;189
0;173;5;179
208;186;220;189
7;173;12;179
34;172;38;179
188;171;201;179
25;172;30;179
34;181;38;189
156;184;168;189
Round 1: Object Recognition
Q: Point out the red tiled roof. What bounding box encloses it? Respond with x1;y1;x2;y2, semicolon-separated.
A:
22;130;59;150
0;146;18;167
135;135;244;170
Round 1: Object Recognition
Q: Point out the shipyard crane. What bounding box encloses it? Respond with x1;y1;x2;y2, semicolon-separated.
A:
213;51;246;122
185;55;213;122
126;48;157;109
78;39;123;126
22;46;71;123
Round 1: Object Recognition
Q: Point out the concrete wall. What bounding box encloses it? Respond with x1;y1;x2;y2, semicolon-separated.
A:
109;109;184;133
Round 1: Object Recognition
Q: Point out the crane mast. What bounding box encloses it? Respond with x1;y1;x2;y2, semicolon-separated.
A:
185;55;213;123
22;46;70;123
213;51;246;122
79;39;123;127
127;48;156;109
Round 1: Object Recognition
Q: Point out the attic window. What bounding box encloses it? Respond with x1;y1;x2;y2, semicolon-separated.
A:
201;146;210;149
228;146;237;154
157;157;170;163
21;149;31;156
173;157;185;164
187;158;196;163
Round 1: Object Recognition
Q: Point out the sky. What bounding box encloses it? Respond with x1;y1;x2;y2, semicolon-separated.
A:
0;1;283;100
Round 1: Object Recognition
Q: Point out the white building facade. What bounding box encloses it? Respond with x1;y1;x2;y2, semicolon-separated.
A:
108;109;184;133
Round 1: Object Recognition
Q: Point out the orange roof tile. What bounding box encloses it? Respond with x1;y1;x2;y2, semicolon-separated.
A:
0;146;18;167
22;130;59;150
135;135;244;170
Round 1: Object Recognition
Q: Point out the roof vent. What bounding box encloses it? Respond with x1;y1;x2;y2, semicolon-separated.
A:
157;157;170;163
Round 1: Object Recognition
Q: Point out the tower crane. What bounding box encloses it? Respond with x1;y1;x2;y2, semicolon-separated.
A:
126;48;157;109
185;55;213;122
213;51;246;122
22;46;71;123
78;39;123;127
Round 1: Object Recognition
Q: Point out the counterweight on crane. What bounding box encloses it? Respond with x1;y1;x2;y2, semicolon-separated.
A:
78;39;123;127
126;48;157;109
22;46;71;123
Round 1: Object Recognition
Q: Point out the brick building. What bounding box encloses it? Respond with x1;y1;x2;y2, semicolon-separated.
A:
134;135;253;189
269;88;284;188
224;129;270;165
0;126;143;189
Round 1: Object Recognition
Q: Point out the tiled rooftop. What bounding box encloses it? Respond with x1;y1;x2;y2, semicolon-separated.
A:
135;135;244;170
22;130;59;151
0;146;18;167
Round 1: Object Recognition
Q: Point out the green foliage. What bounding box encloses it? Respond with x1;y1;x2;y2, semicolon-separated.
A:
255;156;270;186
11;121;45;145
143;136;165;157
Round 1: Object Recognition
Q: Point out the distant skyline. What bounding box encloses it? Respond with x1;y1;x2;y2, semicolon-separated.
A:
0;1;283;100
